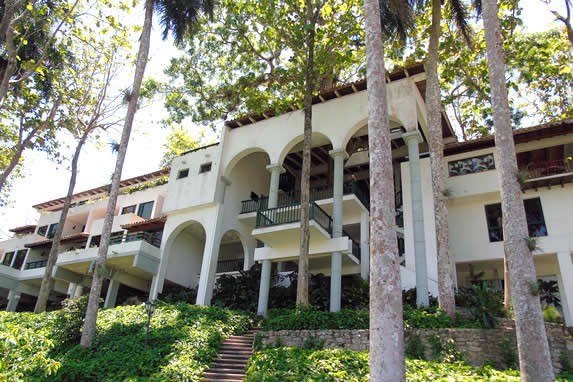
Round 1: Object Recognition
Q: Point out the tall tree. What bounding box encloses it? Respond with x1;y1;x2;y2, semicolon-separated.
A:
540;0;573;53
80;0;214;348
424;0;471;317
34;6;133;312
364;0;414;379
481;0;554;379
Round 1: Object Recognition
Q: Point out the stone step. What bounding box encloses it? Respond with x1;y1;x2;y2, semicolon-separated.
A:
203;371;246;379
210;362;247;370
219;346;252;352
200;329;256;382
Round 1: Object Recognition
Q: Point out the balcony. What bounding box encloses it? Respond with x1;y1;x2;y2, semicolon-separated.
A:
109;231;162;248
216;258;244;274
25;260;47;270
256;202;333;234
520;159;573;190
241;182;369;214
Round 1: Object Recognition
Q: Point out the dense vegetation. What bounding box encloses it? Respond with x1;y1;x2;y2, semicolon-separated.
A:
0;301;250;381
245;348;573;382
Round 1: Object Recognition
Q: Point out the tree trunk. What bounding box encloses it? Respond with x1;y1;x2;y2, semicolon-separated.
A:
34;129;89;313
503;251;511;308
364;0;405;380
0;142;24;194
80;0;153;348
296;0;316;306
426;0;455;318
482;0;554;380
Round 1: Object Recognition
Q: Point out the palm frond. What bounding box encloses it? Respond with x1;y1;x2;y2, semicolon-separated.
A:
447;0;472;44
379;0;419;43
154;0;214;46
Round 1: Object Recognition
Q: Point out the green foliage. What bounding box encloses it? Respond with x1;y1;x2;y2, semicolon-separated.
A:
262;306;368;331
159;127;205;167
542;305;564;324
245;348;573;381
403;306;453;329
500;338;519;370
120;176;169;195
0;303;251;381
427;336;464;363
405;334;426;360
455;284;504;329
158;282;198;304
302;335;325;350
539;279;561;307
402;288;438;309
52;296;95;344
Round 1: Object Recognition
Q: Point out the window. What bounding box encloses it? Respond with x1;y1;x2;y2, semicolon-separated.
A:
47;223;58;239
137;201;154;219
122;205;136;214
37;225;48;236
448;154;495;177
485;198;548;242
12;250;26;270
2;252;14;266
177;168;189;179
199;162;212;173
89;235;101;248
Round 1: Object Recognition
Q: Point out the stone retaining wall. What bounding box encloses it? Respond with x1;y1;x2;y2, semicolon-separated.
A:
259;322;569;373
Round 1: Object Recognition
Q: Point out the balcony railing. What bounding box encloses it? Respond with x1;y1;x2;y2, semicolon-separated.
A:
216;258;244;273
521;159;573;179
109;231;162;248
255;202;333;235
241;181;369;214
25;260;47;270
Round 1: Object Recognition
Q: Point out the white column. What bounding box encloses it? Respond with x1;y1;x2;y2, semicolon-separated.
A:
257;259;272;316
104;280;120;308
329;149;348;312
403;131;429;307
73;285;84;298
557;251;573;326
6;290;21;312
257;164;285;316
360;211;370;279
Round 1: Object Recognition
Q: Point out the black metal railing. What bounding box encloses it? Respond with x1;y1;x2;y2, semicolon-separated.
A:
255;202;333;234
25;260;47;269
109;231;162;248
351;239;360;259
241;181;370;214
216;258;244;273
395;190;403;228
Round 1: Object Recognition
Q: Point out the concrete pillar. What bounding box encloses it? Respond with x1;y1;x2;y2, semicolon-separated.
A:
329;149;348;312
257;259;272;316
403;131;429;307
360;211;370;280
256;164;285;316
6;290;21;312
73;285;83;298
104;280;120;308
556;251;573;326
266;164;285;208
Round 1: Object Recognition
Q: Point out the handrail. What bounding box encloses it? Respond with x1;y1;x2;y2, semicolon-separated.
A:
25;260;47;270
521;159;573;179
216;258;244;273
255;202;333;235
342;229;361;261
108;231;162;248
241;181;370;214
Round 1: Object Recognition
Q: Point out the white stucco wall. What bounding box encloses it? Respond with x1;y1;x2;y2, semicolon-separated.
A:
165;229;205;289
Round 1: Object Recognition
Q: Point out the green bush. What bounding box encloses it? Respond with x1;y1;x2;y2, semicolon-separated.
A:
245;348;573;381
403;306;453;329
262;306;368;330
543;305;564;324
405;334;426;359
52;296;97;344
0;303;251;381
456;284;504;328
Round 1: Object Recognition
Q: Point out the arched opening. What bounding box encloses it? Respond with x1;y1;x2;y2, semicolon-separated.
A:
163;221;207;290
278;132;333;199
225;150;271;215
216;230;247;274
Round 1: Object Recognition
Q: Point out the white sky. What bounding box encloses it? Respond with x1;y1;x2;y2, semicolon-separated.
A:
0;0;567;239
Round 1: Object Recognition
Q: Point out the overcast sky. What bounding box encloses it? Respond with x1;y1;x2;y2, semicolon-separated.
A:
0;0;567;240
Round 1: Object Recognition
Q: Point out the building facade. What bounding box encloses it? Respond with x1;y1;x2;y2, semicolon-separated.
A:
1;64;571;326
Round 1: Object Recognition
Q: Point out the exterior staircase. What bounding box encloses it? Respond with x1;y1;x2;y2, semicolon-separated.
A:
201;330;257;382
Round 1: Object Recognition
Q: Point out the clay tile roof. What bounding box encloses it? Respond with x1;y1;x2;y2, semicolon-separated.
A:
32;168;170;212
225;63;426;129
9;225;37;235
444;119;573;156
24;233;90;248
121;216;167;232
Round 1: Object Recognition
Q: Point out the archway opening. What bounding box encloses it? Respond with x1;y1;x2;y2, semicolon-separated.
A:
164;221;207;290
216;230;246;274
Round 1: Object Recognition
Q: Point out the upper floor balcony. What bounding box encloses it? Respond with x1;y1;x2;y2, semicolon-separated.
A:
520;159;573;190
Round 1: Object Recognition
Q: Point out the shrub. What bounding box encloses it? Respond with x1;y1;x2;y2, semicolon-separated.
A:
403;306;453;329
263;306;368;330
543;305;564;324
402;288;438;309
405;334;426;359
456;284;504;328
52;295;96;344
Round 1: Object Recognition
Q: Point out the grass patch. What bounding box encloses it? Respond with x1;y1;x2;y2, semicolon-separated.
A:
0;301;251;381
245;348;573;381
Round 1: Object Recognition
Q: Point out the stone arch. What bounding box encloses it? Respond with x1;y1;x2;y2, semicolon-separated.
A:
162;220;207;290
223;147;271;178
341;116;403;150
278;131;334;165
217;229;252;273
